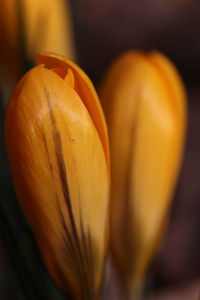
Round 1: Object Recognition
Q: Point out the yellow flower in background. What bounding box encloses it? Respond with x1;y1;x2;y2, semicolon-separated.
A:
0;0;75;82
5;53;109;300
99;50;187;298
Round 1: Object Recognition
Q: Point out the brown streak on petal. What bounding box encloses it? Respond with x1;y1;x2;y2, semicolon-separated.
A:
41;128;80;281
44;88;91;299
56;200;88;292
41;124;87;296
121;91;143;280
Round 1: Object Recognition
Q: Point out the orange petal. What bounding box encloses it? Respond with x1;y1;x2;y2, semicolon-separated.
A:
5;65;109;299
36;52;110;172
100;50;187;298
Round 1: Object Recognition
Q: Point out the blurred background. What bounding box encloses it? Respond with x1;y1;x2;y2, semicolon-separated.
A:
0;0;200;299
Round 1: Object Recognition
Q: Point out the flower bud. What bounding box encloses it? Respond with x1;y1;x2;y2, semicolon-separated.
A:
0;0;75;82
100;50;187;298
5;53;110;300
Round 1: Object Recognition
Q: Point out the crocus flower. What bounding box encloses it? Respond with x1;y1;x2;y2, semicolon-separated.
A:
5;53;109;300
0;0;75;83
99;50;187;298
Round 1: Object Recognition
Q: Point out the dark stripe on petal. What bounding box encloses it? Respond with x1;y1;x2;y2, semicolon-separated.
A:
41;126;86;295
44;88;91;299
121;92;142;278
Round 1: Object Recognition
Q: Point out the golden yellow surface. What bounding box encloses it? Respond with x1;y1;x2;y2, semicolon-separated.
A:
5;53;109;299
1;0;75;81
100;50;187;298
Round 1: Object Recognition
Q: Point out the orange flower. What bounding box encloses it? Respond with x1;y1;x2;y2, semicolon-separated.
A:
100;50;187;298
5;53;109;300
0;0;75;82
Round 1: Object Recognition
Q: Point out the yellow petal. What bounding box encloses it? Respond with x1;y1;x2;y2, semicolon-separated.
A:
5;58;109;299
99;50;187;297
0;0;75;82
36;52;110;171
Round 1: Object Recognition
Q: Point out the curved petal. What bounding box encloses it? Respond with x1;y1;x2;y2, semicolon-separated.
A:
100;50;187;297
36;52;110;171
5;66;109;299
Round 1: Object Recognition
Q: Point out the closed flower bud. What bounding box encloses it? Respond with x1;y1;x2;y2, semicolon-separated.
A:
0;0;75;82
5;53;110;300
99;50;187;298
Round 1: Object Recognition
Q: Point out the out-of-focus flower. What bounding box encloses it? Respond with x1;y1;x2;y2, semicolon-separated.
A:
0;0;75;83
5;52;109;300
99;50;187;298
